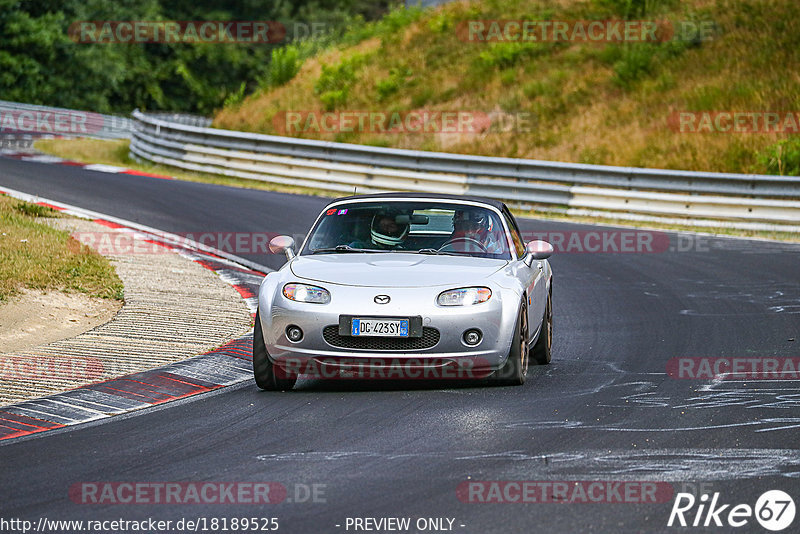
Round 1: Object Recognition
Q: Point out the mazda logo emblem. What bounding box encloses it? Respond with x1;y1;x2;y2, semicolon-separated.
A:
374;295;390;304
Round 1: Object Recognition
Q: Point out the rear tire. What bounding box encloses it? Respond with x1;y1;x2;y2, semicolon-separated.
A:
531;290;552;365
492;300;528;386
253;310;297;391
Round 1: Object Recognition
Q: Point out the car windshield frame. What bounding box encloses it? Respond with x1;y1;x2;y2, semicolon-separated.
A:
298;198;515;260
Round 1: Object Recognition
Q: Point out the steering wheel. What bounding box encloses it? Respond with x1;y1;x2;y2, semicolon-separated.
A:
437;237;488;253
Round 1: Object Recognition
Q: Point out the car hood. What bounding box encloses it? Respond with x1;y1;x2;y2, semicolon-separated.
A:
289;253;507;287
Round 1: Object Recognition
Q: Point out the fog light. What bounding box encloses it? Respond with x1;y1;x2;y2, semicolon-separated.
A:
463;329;482;346
286;325;303;342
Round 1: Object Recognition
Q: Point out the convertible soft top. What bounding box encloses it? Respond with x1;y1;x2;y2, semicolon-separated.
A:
329;192;508;211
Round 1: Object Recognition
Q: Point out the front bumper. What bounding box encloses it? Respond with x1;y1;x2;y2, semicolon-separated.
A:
258;281;520;375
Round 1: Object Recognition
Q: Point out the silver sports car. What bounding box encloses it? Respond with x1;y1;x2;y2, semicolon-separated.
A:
254;193;554;390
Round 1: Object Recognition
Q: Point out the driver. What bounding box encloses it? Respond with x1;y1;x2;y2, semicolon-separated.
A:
348;209;410;250
450;209;503;253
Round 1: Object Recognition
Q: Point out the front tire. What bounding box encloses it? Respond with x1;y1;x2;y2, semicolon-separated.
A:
492;300;529;386
253;310;297;391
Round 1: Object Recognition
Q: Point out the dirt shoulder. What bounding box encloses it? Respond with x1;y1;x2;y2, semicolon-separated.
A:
0;289;121;353
0;217;254;406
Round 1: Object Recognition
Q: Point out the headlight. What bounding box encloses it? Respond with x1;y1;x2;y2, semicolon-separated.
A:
437;287;492;306
283;283;331;304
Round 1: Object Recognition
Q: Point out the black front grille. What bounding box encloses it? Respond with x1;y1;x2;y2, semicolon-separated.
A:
322;326;440;351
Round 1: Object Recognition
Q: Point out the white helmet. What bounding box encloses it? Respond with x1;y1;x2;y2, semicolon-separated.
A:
370;211;409;246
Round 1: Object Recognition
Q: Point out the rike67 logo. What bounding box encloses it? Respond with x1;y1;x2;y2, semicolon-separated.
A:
668;490;795;531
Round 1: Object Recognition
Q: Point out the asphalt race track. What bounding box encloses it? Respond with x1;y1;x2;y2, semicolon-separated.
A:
1;156;799;533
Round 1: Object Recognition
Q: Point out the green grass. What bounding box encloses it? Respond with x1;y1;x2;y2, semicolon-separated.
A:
0;195;124;303
213;0;800;176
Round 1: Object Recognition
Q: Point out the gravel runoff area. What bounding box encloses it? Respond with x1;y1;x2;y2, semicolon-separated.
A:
0;217;254;406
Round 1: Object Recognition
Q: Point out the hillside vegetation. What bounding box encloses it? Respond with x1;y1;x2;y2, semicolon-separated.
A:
214;0;800;175
0;0;390;114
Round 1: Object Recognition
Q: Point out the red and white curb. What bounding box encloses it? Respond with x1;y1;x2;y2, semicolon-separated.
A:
0;186;269;442
1;150;175;180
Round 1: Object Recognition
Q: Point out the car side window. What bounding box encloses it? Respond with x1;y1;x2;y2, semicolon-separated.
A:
502;208;525;258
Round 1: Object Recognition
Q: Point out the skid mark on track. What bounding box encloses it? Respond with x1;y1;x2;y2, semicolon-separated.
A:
678;280;800;315
592;378;800;411
674;381;800;410
516;449;800;480
255;448;800;480
506;417;800;434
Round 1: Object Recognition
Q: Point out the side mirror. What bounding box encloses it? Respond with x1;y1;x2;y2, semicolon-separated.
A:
524;240;553;265
269;235;296;260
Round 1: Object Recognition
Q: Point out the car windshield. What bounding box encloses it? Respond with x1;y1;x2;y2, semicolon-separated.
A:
300;201;512;260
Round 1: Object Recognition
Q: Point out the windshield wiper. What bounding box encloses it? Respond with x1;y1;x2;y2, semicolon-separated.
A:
311;245;379;254
416;248;464;256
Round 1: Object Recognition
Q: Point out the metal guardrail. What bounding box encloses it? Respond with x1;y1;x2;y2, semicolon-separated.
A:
141;113;212;128
131;110;800;232
0;100;132;140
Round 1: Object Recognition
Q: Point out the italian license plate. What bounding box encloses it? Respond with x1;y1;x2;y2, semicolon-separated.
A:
351;318;409;337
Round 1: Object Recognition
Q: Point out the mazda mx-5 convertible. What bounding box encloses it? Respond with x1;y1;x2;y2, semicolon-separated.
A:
254;193;554;390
